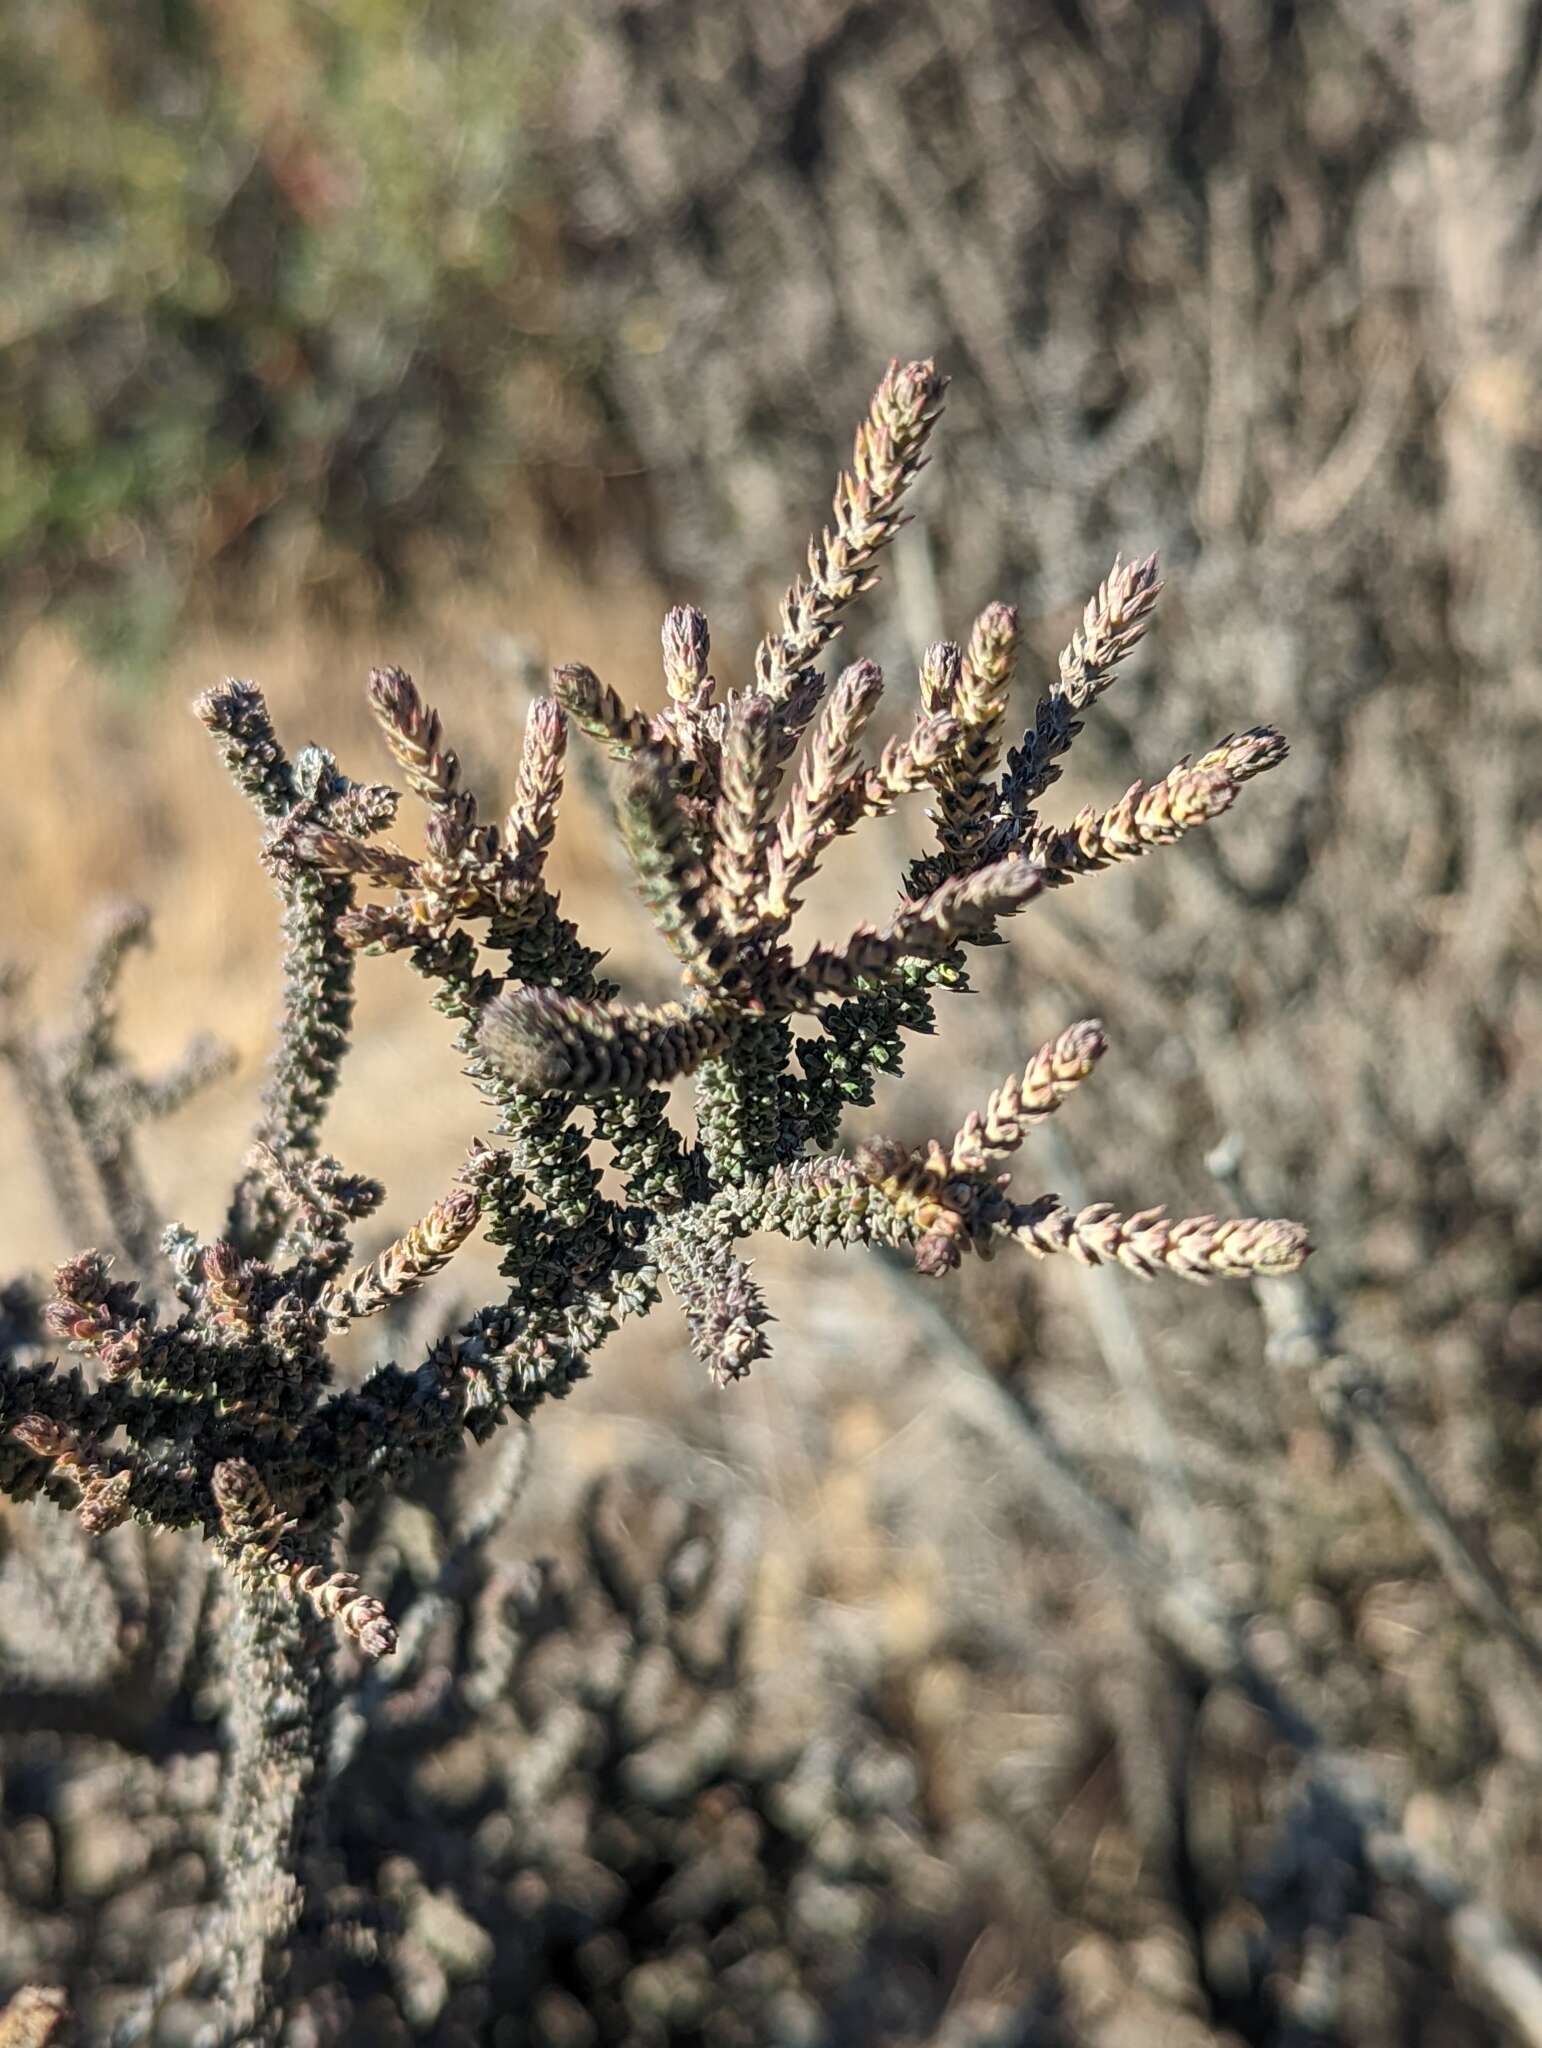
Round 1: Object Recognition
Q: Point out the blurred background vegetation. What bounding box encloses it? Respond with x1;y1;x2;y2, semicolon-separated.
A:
0;0;583;668
5;2;1542;2043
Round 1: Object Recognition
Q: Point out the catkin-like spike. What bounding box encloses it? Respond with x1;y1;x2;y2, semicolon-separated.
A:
780;858;1043;1004
1001;554;1164;818
949;1020;1110;1173
770;668;833;769
920;640;962;715
319;1184;482;1327
213;1459;397;1658
652;1218;771;1385
290;827;421;886
662;604;713;706
771;709;961;931
735;1153;915;1252
504;696;568;881
211;1457;291;1552
195;680;295;819
712;693;779;932
552;661;652;757
480;988;733;1097
1191;725;1291;783
1023;735;1285;884
1059;553;1164;709
618;746;744;988
1008;1199;1311;1282
693;1263;769;1382
931;602;1019;864
764;659;886;923
756;358;947;707
843;710;959;824
367;666;461;809
866;852;1044;950
290;1563;398;1660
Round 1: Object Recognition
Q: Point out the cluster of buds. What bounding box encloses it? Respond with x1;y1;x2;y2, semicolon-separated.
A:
298;357;1310;1370
8;1413;133;1535
212;1459;398;1660
295;667;569;956
42;1249;157;1380
2;356;1310;1665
